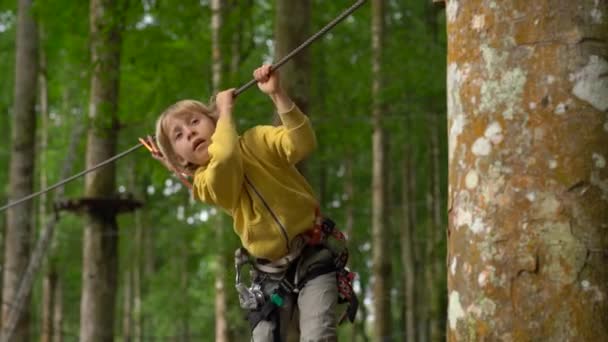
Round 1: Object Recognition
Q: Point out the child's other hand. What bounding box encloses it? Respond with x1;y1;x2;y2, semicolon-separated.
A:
254;64;281;95
216;88;235;116
139;135;194;180
140;135;172;169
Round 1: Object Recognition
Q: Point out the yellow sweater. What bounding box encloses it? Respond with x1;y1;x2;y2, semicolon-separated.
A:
192;105;318;261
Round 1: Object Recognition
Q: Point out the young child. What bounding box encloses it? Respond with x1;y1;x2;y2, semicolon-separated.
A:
146;64;343;341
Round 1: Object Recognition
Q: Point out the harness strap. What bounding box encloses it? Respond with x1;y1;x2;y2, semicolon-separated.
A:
247;300;278;331
253;237;306;274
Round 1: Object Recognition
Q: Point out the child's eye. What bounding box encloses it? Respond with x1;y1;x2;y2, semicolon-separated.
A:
175;132;182;140
191;119;199;125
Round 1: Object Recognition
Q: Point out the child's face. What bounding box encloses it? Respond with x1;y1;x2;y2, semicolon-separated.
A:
164;111;216;167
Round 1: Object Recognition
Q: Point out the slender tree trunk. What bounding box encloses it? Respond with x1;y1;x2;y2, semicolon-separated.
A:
407;142;425;342
356;280;370;342
213;215;228;342
425;2;447;338
122;270;133;342
38;25;48;235
275;0;310;116
210;1;230;340
80;0;123;340
178;241;190;342
447;0;608;340
38;26;52;342
52;280;62;342
426;111;445;341
342;153;359;342
2;0;38;340
38;31;59;342
133;208;143;342
401;143;416;342
370;0;391;340
275;0;311;177
41;270;56;342
142;206;154;341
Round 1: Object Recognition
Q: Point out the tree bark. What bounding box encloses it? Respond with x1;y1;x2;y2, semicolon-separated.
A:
370;0;391;339
38;24;49;234
52;280;63;342
426;111;445;341
275;0;311;177
80;0;123;340
38;32;55;342
122;270;133;342
2;0;38;340
41;270;56;342
447;0;608;340
401;142;416;342
210;1;230;340
133;207;143;342
275;0;310;116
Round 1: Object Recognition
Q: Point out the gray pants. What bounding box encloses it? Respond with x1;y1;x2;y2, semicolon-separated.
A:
251;248;338;342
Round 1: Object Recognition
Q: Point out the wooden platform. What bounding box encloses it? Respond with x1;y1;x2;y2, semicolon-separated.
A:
55;194;143;215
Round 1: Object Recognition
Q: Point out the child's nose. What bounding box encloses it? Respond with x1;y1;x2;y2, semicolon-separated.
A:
186;128;196;140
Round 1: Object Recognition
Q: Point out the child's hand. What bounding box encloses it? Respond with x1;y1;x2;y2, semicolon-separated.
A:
216;88;235;116
254;64;281;95
140;135;190;174
139;135;194;188
140;135;169;166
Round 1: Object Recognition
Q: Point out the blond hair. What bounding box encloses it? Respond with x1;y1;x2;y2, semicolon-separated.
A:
155;99;219;172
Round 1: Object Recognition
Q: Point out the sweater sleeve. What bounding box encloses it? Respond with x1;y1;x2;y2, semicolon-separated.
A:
192;115;243;211
261;104;317;165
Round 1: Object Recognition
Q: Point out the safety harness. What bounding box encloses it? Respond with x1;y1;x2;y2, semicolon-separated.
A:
235;217;358;339
237;174;358;339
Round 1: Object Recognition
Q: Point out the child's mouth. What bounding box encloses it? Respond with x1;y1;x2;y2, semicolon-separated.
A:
193;139;206;151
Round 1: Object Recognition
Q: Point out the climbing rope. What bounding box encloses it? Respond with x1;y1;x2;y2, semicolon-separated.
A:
0;0;366;213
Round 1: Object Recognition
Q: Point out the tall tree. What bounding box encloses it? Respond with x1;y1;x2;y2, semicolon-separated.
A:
275;0;310;116
80;0;124;340
52;279;63;342
38;24;55;342
401;141;416;342
447;0;608;340
210;1;229;341
370;0;391;339
2;0;38;340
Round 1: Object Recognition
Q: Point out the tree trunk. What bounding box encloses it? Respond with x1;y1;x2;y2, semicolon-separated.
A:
38;24;49;234
447;0;608;340
408;143;426;342
275;0;311;177
275;0;310;116
342;153;359;342
80;0;123;340
213;216;228;342
426;111;445;341
38;32;55;342
401;143;416;342
2;0;38;340
370;0;391;339
178;241;190;342
52;280;63;342
122;270;133;342
41;270;56;342
133;208;143;342
210;1;230;340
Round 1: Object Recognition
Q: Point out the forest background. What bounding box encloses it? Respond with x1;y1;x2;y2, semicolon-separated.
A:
0;0;447;341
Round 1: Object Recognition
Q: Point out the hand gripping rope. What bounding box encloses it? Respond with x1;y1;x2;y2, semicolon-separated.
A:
0;0;366;213
0;2;366;341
